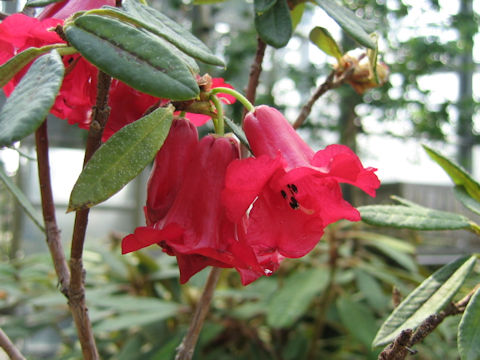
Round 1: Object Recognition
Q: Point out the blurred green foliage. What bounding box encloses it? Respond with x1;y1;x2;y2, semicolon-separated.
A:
1;220;469;359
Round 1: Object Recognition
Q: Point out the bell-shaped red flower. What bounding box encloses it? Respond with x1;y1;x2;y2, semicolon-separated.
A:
223;105;380;275
122;119;263;284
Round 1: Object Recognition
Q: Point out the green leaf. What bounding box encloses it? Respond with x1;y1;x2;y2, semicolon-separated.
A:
94;309;178;333
390;195;425;208
64;14;199;100
454;186;480;216
68;106;174;211
314;0;376;49
193;0;229;3
373;256;477;347
360;235;417;272
0;44;66;88
255;0;292;48
423;144;480;203
267;268;329;328
0;167;44;232
355;269;388;310
0;51;64;148
291;2;305;30
25;0;63;7
458;287;480;360
91;295;180;313
309;27;343;60
108;0;224;67
337;297;379;347
254;0;277;13
359;205;471;231
353;231;415;254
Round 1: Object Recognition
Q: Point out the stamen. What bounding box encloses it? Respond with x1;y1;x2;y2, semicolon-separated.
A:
289;197;299;209
280;190;287;199
288;183;298;193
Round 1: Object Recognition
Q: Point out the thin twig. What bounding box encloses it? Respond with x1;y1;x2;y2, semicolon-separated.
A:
35;121;70;296
378;330;413;360
392;287;401;308
378;284;480;360
242;37;267;118
175;267;222;360
0;328;26;360
68;71;111;360
293;67;355;129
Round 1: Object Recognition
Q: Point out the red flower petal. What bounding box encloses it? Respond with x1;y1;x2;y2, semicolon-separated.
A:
145;118;199;225
212;77;236;104
37;0;116;20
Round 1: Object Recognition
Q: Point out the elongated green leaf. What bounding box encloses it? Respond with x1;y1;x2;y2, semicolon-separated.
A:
91;295;180;313
64;15;199;100
267;268;329;328
454;186;480;216
359;205;471;231
337;297;379;347
25;0;62;7
362;236;417;272
255;0;292;48
355;269;389;310
0;167;44;232
0;45;66;88
254;0;277;13
94;309;178;333
423;144;480;202
373;256;477;347
68;106;174;211
309;27;343;60
193;0;229;4
353;231;415;254
390;195;425;208
314;0;376;49
458;287;480;360
0;51;64;148
119;0;224;67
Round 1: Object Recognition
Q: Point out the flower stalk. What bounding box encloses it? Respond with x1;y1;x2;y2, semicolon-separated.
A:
210;94;225;136
175;267;222;360
210;87;254;113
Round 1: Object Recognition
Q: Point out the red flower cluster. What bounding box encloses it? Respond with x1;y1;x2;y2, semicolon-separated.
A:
122;119;263;283
122;106;380;285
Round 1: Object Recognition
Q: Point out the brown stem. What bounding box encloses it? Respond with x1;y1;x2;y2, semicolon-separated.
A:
35;121;70;295
0;328;26;360
378;284;480;360
293;68;355;129
68;71;112;360
175;267;222;360
242;37;267;118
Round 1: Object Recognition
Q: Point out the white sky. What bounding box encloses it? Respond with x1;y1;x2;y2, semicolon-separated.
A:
2;0;480;187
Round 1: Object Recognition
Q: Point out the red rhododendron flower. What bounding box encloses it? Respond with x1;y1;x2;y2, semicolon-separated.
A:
222;105;380;277
122;118;263;284
0;14;99;129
